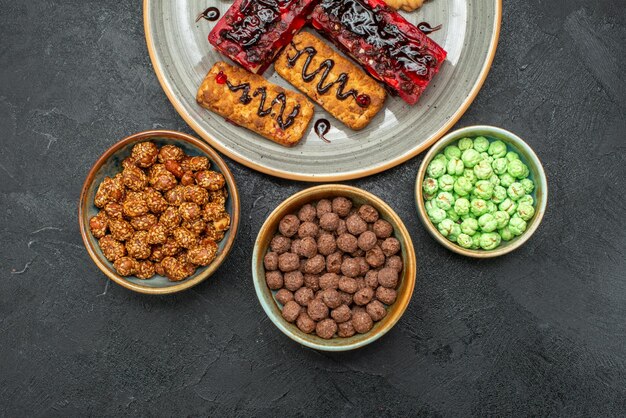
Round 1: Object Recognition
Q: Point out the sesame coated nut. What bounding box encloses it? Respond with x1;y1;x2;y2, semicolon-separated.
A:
89;212;108;238
187;241;218;266
130;214;158;231
160;206;181;230
99;235;126;261
122;166;148;191
173;227;197;249
108;218;134;242
182;218;207;236
131;142;158;168
114;256;138;276
94;176;125;208
158;145;185;163
181;156;209;172
126;231;152;259
195;170;225;191
104;202;124;219
180;171;195;186
164;160;184;178
161;236;181;257
184;185;209;206
179;202;202;222
135;260;156;280
149;245;165;262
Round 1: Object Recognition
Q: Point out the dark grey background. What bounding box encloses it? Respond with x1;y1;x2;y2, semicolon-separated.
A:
1;0;625;416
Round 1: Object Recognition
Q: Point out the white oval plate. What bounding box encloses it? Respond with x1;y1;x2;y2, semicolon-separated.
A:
144;0;501;181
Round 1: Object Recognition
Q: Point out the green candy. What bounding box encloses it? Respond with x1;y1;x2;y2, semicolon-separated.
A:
507;159;528;179
454;197;470;216
507;182;526;200
474;160;494;180
478;213;498;232
435;192;454;210
424;200;435;212
494;211;510;229
463;168;478;185
520;178;535;194
518;194;534;206
461;149;481;168
509;216;527;236
447;208;460;222
499;198;517;216
427;158;447;178
480;232;501;250
461;218;479;235
423;177;439;195
470;198;488;217
516;202;535;221
488;140;507;158
444;145;462;160
457;233;473;249
499;226;514;241
492;158;508;175
474;136;490;152
489;175;501;186
458;137;473;151
471;232;482;249
506;151;519;162
491;185;507;203
500;173;516;188
437;218;456;238
433;153;448;162
520;164;530;179
454;177;473;196
474;180;494;199
427;207;446;224
447;158;465;176
438;174;455;192
424;193;435;201
486;201;498;214
449;224;462;242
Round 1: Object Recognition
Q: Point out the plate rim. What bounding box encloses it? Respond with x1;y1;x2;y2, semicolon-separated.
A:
143;0;503;182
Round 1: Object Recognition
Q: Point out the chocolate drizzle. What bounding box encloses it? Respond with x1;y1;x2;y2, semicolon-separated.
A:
196;7;220;22
225;80;300;130
314;119;331;143
286;42;370;108
417;22;442;34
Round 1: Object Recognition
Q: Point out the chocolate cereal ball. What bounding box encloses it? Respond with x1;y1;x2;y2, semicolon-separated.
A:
338;321;356;338
354;287;375;306
352;310;374;334
290;239;302;256
298;236;318;258
265;271;283;290
282;301;301;323
275;289;294;305
373;219;393;239
378;267;399;288
346;214;368;235
336;219;348;235
332;197;352;217
366;300;387;321
336;233;358;253
365;246;385;268
303;274;320;291
376;287;398;305
331;304;352;323
385;255;404;272
303;254;325;274
316;199;332;218
319;272;340;290
284;271;304;291
355;257;370;276
298;204;317;222
357;231;378;251
307;298;329;321
358;204;380;223
322;289;342;309
317;233;336;256
338;276;358;294
278;252;300;272
296;312;316;334
364;270;379;288
294;287;314;306
278;215;300;238
264;252;278;271
340;258;360;278
316;319;338;339
298;221;319;239
270;235;291;254
326;252;343;274
339;291;353;306
319;212;340;231
381;238;401;257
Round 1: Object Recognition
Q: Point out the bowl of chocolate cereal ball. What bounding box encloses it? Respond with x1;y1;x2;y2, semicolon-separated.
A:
79;130;240;294
415;126;548;258
252;185;417;351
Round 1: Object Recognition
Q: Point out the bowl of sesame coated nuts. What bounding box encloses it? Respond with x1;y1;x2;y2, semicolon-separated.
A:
415;126;547;258
79;130;240;294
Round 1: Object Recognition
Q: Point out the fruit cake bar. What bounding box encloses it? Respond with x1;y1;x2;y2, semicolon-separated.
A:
311;0;447;105
208;0;319;75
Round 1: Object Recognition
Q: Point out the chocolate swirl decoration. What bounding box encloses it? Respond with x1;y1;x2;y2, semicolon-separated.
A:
225;80;301;130
285;42;370;108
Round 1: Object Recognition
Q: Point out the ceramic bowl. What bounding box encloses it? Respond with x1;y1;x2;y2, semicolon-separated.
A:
252;185;417;351
79;130;240;294
415;125;547;258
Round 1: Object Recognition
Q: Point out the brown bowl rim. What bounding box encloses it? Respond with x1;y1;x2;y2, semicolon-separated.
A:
78;129;240;294
252;184;417;351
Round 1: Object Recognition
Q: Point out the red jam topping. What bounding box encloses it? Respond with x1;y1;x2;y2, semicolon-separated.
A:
356;94;371;108
215;71;228;84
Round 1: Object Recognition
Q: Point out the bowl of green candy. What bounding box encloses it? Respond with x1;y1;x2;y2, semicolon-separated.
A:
415;126;547;258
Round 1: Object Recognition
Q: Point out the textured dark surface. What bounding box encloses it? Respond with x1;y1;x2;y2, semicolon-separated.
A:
1;0;625;416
